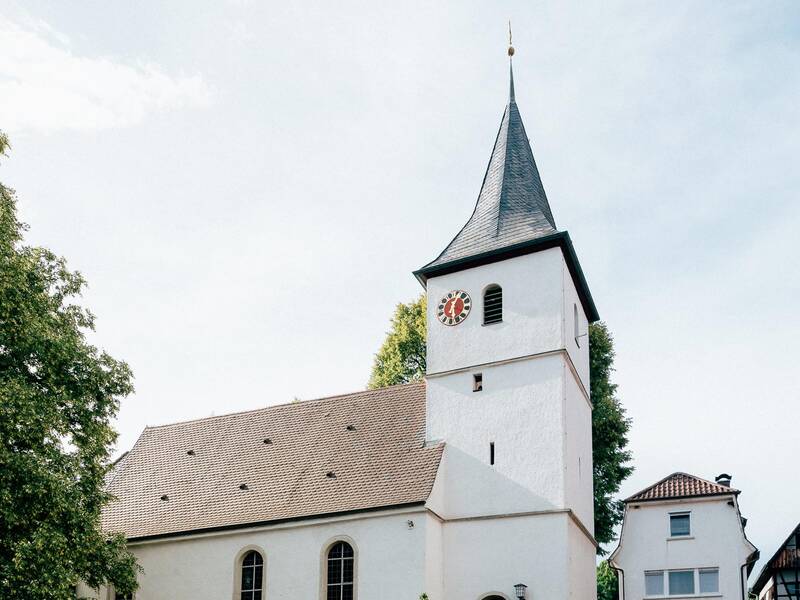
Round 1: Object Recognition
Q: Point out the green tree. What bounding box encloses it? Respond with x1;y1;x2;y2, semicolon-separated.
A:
590;322;633;550
0;133;140;599
369;296;633;550
367;294;426;388
597;560;619;600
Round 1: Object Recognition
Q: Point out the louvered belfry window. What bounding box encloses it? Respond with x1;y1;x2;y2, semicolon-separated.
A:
327;541;355;600
240;550;264;600
483;285;503;325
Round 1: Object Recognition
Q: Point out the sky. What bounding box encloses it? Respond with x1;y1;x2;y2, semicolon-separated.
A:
1;0;798;571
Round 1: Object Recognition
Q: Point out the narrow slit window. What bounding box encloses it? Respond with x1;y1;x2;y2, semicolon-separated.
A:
483;285;503;325
489;442;495;465
473;373;483;392
574;303;580;346
326;541;354;600
240;550;264;600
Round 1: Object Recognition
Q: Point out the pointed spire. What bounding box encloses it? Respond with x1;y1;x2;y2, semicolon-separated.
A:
418;48;557;272
508;21;516;103
509;61;516;103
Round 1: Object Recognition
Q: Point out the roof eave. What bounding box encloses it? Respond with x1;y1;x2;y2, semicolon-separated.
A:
413;230;600;322
624;490;741;504
123;501;428;544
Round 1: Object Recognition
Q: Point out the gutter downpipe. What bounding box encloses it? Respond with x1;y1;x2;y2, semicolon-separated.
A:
612;564;625;600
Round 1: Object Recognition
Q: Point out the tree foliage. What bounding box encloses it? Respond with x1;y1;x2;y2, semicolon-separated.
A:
368;294;426;389
597;560;619;600
0;133;140;599
590;322;633;550
369;296;633;551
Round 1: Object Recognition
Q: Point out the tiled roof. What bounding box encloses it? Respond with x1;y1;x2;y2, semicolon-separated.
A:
102;382;443;540
753;523;800;593
625;472;739;503
418;63;557;273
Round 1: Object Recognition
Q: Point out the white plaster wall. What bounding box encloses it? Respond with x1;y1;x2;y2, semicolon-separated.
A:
439;512;592;600
564;362;594;533
613;497;756;600
562;259;590;389
426;248;565;375
568;516;598;600
426;355;566;517
424;513;444;599
82;509;429;600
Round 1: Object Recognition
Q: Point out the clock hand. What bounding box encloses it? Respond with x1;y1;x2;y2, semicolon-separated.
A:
448;299;457;317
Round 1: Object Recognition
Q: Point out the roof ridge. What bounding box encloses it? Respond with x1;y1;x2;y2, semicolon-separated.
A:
145;380;426;431
625;471;739;502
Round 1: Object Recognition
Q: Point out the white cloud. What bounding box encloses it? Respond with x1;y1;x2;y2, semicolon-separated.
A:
0;16;213;134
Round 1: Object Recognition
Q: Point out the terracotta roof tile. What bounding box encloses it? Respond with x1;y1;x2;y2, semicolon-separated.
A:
102;382;442;540
753;523;800;592
625;472;739;503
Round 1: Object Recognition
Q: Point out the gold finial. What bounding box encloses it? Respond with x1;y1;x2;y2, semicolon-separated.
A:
508;20;515;57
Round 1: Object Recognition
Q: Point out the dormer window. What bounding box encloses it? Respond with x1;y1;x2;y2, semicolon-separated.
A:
483;285;503;325
669;512;691;537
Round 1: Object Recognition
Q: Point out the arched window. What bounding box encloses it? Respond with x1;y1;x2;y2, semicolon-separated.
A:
483;285;503;325
326;541;354;600
240;550;264;600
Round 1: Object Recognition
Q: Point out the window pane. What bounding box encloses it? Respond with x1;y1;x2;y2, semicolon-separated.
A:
670;514;691;536
700;569;719;593
341;542;354;558
328;559;341;584
342;558;353;583
327;586;340;600
646;571;664;596
253;565;263;590
242;569;253;591
669;571;695;595
342;584;354;600
253;592;261;600
329;543;343;558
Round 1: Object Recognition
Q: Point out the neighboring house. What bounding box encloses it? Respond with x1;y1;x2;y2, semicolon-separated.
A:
751;523;800;600
610;472;758;600
80;52;599;600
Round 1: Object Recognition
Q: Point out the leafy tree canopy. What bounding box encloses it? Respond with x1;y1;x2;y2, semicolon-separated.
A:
0;133;139;599
368;294;426;389
597;560;619;600
369;295;633;551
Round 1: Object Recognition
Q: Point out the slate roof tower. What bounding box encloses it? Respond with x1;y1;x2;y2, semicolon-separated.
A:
418;45;599;599
415;56;597;322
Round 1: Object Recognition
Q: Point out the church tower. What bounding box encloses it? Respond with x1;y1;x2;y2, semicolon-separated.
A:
416;49;599;600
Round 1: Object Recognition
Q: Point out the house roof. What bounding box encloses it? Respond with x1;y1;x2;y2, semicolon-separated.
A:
625;472;740;503
413;61;599;322
102;382;443;541
752;523;800;593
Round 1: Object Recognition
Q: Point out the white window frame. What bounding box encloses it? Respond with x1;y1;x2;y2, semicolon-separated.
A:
669;511;692;538
644;567;720;598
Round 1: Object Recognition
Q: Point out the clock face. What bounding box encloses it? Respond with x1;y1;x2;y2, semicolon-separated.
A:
437;290;472;326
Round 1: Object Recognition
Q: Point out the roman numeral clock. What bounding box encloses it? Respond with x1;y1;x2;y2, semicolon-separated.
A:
436;290;472;326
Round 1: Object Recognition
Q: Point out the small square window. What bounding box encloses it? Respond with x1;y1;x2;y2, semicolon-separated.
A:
668;570;695;596
473;373;483;392
670;513;691;537
699;569;719;593
645;571;664;596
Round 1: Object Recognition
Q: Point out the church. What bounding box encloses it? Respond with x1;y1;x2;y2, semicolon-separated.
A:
86;49;600;600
